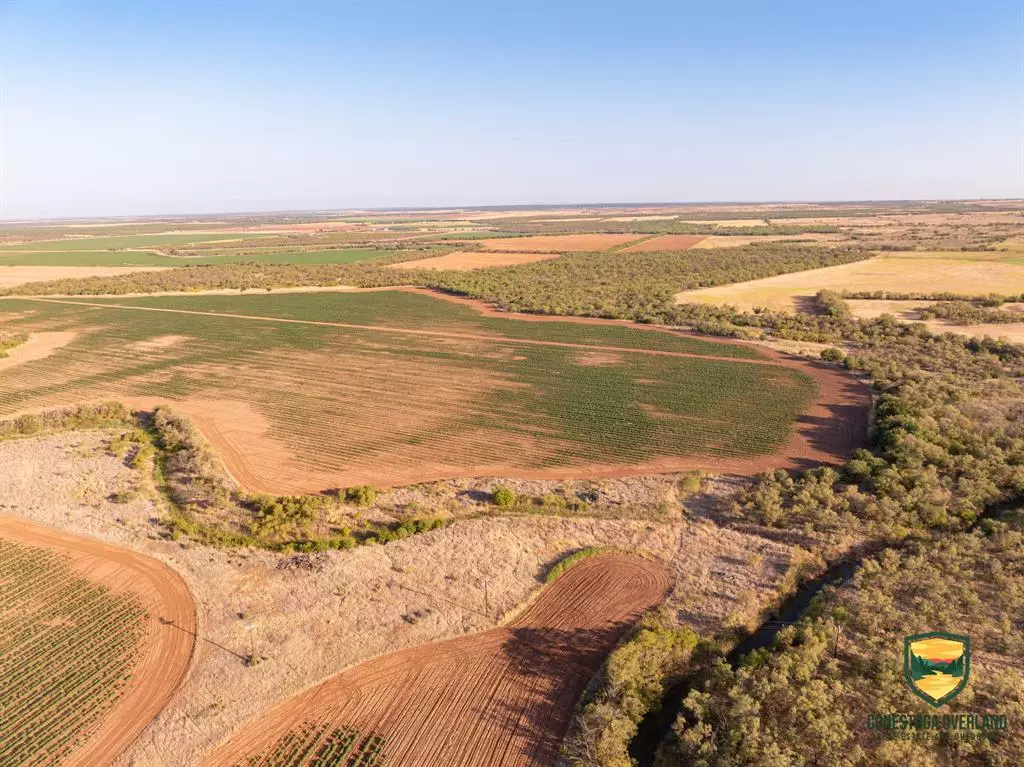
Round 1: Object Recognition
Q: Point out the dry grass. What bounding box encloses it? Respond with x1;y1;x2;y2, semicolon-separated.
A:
678;254;1024;311
0;266;168;289
384;250;558;270
0;430;800;767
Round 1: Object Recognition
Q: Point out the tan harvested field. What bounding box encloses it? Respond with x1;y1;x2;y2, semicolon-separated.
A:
690;233;849;249
621;234;707;252
475;234;645;252
0;429;802;766
846;299;1024;343
0;515;195;767
678;255;1024;312
679;218;768;226
0;265;168;288
201;554;669;767
385;250;558;270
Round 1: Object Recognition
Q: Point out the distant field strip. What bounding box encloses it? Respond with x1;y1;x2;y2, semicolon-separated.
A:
0;247;393;267
0;290;825;491
0;233;271;251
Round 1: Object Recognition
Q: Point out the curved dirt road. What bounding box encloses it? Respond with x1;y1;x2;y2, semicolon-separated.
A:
0;516;196;767
202;553;670;767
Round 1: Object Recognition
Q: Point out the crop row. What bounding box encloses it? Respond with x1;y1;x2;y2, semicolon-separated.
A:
0;538;148;767
237;721;384;767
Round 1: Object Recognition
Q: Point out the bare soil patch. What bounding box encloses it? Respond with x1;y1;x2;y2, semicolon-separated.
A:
386;250;558;270
621;234;707;252
0;265;168;289
0;515;195;767
475;234;645;252
128;334;191;352
0;331;77;371
575;350;625;366
201;554;670;767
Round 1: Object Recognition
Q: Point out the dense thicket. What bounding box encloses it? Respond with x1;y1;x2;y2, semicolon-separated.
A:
662;524;1024;766
4;244;870;320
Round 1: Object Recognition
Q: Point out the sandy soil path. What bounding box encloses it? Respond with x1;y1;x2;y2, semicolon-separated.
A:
0;516;197;767
201;553;669;767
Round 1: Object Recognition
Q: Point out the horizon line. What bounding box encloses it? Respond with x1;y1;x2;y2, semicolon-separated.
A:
2;196;1021;225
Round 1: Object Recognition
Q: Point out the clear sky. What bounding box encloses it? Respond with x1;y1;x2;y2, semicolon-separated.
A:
1;0;1021;218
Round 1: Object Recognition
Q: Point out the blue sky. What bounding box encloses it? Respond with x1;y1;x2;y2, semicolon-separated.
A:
1;0;1021;218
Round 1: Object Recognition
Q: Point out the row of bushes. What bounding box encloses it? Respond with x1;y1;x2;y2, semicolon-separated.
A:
0;402;133;440
918;300;1023;325
842;289;1024;306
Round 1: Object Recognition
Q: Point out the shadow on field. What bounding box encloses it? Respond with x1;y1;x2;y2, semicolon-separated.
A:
475;623;634;763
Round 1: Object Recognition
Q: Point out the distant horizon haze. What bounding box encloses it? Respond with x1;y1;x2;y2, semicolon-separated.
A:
2;0;1021;219
1;196;1022;226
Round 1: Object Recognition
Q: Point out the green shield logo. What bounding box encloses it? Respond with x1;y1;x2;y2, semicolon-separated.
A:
904;631;970;707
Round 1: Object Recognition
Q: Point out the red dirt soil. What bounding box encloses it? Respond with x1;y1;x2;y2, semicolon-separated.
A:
0;516;196;767
201;553;670;767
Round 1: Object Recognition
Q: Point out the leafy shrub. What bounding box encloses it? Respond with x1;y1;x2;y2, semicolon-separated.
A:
491;485;517;508
566;614;698;766
820;347;846;363
345;485;377;506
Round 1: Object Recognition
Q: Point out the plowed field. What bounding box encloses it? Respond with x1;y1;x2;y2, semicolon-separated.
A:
201;553;670;767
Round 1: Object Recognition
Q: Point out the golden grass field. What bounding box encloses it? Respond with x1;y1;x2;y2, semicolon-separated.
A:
677;253;1024;311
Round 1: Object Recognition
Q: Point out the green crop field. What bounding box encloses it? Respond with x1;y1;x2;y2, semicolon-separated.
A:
0;248;393;267
0;233;271;251
0;290;815;489
0;538;148;766
0;250;173;266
